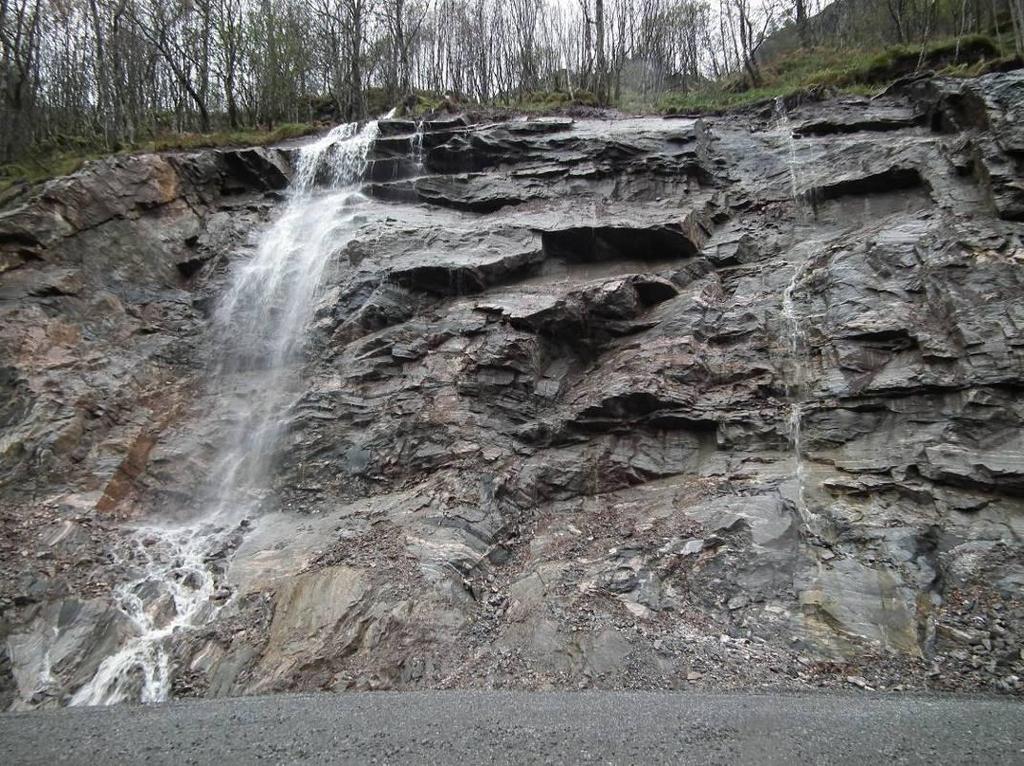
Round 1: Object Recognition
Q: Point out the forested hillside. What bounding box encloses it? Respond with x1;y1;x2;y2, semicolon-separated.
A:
1;0;1022;171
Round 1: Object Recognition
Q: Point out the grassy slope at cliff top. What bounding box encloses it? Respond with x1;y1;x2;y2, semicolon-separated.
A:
0;123;319;198
660;34;1016;114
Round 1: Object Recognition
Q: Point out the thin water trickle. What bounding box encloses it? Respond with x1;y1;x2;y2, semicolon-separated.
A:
68;121;380;706
774;98;801;206
775;97;817;532
781;248;818;533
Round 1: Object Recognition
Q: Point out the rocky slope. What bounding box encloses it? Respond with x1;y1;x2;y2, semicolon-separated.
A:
1;71;1022;708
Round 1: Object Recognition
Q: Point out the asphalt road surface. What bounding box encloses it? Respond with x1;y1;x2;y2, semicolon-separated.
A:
2;691;1022;764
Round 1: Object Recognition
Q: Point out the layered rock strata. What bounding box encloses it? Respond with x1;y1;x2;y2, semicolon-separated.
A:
1;72;1022;707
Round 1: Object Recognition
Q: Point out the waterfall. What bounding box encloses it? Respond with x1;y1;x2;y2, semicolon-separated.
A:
773;97;818;222
206;121;378;511
775;97;817;534
410;120;426;174
774;98;800;206
781;271;809;527
67;121;379;706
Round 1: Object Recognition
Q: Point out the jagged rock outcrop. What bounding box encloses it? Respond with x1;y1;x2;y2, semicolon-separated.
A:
1;72;1023;708
0;148;290;518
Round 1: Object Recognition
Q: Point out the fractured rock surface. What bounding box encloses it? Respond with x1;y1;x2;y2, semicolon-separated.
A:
1;72;1023;707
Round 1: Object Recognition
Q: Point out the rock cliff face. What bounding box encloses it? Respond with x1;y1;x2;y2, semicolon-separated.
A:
1;72;1022;707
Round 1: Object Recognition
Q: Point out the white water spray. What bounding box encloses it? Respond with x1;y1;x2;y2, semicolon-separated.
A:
410;120;426;174
68;121;379;706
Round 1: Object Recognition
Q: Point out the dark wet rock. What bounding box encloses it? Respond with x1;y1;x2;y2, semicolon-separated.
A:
217;147;292;192
791;98;924;136
540;222;703;262
376;119;418;137
410;174;551;213
901;70;1024;220
426;117;712;180
388;229;545;295
809;165;924;201
3;72;1024;706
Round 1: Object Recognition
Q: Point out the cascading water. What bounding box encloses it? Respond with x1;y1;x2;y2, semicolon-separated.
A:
67;121;379;706
775;97;817;533
206;121;378;511
781;268;810;528
410;120;426;174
